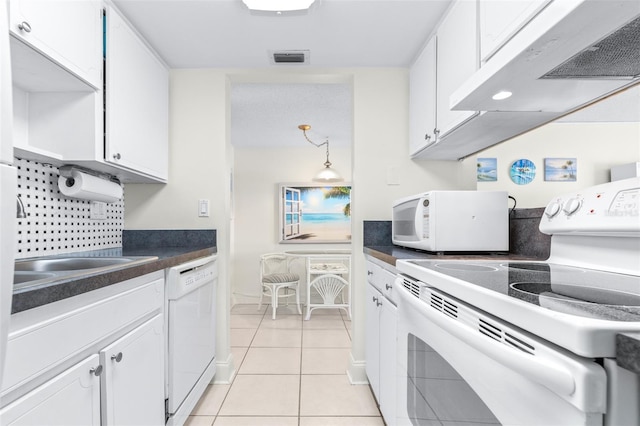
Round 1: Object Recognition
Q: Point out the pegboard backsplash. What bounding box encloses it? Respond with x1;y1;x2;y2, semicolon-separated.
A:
16;159;124;259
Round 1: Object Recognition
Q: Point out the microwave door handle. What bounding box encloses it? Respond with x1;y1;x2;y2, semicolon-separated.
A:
394;278;578;399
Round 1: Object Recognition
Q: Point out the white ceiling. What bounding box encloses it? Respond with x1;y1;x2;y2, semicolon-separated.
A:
113;0;452;69
231;83;353;147
112;0;453;149
113;0;638;150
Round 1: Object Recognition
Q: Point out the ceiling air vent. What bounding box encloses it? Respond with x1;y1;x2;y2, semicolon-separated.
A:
271;50;309;65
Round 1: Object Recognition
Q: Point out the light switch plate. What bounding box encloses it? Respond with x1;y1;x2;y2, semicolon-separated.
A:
198;199;210;217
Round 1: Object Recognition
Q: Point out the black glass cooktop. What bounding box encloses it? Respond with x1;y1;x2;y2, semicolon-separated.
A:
404;260;640;321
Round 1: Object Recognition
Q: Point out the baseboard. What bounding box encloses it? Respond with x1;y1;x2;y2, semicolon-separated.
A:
346;352;369;385
213;352;237;384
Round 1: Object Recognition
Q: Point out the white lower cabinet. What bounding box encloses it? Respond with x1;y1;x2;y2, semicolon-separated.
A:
365;283;382;397
0;272;165;425
0;355;101;425
365;260;398;426
100;315;165;426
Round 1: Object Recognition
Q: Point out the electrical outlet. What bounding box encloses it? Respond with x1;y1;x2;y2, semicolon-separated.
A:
90;202;107;220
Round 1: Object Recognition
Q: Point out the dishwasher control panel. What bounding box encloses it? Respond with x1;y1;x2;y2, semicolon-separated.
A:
167;255;218;299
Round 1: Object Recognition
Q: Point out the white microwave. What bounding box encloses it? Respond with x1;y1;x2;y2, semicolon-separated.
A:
392;190;509;252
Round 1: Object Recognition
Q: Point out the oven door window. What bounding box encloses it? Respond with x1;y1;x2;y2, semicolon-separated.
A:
407;333;500;425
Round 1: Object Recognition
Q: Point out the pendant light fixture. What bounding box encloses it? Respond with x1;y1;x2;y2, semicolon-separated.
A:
298;124;343;182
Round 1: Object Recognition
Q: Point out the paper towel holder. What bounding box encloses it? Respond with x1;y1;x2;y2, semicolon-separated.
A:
59;166;120;185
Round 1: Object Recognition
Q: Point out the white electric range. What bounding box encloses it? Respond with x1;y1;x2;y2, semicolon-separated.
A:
394;177;640;426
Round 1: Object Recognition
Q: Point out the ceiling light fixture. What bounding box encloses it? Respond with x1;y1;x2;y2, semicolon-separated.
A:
298;124;343;182
242;0;316;13
492;90;513;100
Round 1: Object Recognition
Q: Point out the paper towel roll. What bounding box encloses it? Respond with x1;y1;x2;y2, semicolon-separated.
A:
58;170;123;203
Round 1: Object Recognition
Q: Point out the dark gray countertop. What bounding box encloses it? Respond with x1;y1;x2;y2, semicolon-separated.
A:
12;229;217;314
616;333;640;374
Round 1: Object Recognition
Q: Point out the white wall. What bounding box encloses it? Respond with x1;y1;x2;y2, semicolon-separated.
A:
230;68;476;382
232;145;353;303
476;122;640;207
229;68;475;382
124;69;236;383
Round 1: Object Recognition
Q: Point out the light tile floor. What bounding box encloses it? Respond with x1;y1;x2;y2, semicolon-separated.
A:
186;304;384;426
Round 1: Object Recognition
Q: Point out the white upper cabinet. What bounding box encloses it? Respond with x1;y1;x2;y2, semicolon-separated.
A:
105;6;169;182
409;0;479;157
11;3;169;183
479;0;551;63
9;0;102;89
408;36;436;156
435;0;479;139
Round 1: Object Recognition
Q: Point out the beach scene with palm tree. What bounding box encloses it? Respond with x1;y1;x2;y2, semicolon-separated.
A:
288;186;351;242
544;158;577;181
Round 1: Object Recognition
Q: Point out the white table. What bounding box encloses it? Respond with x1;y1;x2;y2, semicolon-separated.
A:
285;250;351;320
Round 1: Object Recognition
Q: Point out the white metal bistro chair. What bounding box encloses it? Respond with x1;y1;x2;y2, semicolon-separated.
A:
258;253;302;320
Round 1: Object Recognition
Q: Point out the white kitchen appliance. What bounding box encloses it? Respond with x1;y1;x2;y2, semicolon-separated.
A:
395;178;640;425
452;0;640;114
165;255;217;426
0;0;16;387
392;190;508;252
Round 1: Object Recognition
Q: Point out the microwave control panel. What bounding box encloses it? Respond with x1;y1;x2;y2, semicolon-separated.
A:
422;197;430;239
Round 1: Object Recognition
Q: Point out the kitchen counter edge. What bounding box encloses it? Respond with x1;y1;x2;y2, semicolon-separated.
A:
363;245;536;267
11;246;217;314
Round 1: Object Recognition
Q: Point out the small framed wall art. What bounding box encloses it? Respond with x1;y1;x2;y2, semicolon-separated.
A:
477;158;498;182
544;158;577;182
509;159;536;185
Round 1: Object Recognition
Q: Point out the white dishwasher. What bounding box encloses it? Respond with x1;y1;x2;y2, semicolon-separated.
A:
165;255;217;426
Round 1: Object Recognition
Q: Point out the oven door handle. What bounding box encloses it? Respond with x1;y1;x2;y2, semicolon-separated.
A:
396;280;576;398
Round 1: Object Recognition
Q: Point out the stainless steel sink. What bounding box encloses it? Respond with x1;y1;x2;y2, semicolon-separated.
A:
13;256;158;290
15;257;137;272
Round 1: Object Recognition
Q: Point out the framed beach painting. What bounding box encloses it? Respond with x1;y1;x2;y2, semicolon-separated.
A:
477;158;498;182
544;158;577;181
279;183;352;243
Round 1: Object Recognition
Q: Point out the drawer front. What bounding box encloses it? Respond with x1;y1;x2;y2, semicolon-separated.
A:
378;268;397;304
366;260;397;304
2;274;163;395
365;261;382;290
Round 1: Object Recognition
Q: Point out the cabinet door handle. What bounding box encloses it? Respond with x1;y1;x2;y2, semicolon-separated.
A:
433;128;440;140
18;21;32;33
424;134;431;141
89;365;103;376
367;270;373;276
372;296;378;303
385;284;392;290
111;352;123;363
113;153;121;160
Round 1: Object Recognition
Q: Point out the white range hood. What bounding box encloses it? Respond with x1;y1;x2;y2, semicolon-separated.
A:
451;0;640;113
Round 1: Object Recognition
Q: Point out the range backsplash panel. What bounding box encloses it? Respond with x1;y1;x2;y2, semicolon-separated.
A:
15;159;124;259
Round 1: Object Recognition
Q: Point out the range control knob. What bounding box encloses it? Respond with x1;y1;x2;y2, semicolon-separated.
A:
563;197;582;216
544;201;562;218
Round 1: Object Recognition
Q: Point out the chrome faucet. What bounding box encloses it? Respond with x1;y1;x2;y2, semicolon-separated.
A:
16;195;26;219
